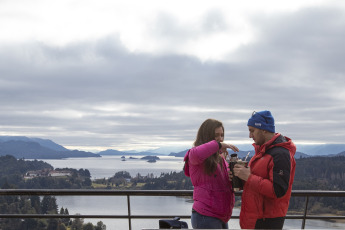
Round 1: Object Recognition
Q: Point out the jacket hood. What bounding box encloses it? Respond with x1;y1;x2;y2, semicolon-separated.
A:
272;134;296;157
253;133;296;157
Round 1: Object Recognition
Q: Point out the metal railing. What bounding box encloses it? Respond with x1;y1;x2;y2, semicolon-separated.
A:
0;189;344;229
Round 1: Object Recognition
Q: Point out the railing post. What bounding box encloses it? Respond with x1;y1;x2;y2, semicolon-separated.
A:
301;195;309;229
127;194;132;230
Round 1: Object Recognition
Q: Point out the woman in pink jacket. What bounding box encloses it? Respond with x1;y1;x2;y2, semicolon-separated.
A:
184;118;239;229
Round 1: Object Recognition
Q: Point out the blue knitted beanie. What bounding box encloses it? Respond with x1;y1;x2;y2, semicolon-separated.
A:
247;110;275;133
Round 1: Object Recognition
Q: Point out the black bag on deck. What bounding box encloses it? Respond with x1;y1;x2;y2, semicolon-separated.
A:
159;217;188;229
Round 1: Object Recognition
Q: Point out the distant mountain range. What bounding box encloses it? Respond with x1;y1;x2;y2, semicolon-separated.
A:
0;136;100;159
167;145;345;158
1;136;344;159
0;136;68;151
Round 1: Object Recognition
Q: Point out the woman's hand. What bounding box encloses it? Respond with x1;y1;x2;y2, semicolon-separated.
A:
219;142;239;153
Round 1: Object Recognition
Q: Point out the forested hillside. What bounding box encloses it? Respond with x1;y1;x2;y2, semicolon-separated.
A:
0;155;92;189
0;155;101;230
289;156;345;214
293;156;345;190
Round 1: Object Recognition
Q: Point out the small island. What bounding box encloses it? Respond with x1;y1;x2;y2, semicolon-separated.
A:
141;156;160;163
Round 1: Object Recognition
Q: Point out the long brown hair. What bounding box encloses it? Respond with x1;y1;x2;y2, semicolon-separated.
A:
194;119;224;175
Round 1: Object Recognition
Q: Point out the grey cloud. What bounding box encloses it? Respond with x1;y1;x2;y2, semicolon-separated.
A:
201;9;228;33
238;7;345;72
147;9;232;51
226;7;345;104
2;39;229;107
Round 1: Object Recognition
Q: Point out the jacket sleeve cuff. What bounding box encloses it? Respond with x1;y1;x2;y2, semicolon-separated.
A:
217;141;222;149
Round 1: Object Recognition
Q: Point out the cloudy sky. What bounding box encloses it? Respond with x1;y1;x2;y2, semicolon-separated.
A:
1;0;344;152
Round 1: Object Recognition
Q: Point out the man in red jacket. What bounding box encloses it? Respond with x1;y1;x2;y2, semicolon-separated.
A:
234;110;296;229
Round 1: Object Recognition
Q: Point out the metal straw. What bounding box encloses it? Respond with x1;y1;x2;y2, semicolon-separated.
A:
244;152;250;161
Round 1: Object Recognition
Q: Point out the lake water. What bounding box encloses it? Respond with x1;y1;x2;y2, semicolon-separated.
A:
41;155;185;179
36;156;345;230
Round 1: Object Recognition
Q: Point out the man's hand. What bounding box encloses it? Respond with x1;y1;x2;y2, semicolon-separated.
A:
233;164;251;181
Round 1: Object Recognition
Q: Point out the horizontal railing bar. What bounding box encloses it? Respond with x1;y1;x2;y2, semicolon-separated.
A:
0;214;193;219
285;215;345;219
290;190;345;197
303;216;345;220
0;189;193;196
1;189;344;196
1;214;344;220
